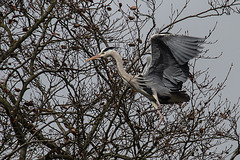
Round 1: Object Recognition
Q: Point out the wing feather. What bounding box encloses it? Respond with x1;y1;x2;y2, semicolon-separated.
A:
145;33;205;91
164;35;205;65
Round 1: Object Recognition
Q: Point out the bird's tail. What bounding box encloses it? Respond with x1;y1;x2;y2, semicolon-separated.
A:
157;91;190;104
168;91;190;104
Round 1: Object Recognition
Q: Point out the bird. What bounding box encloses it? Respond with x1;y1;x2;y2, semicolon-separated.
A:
86;33;205;135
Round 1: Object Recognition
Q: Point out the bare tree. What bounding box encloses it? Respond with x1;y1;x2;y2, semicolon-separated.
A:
0;0;240;159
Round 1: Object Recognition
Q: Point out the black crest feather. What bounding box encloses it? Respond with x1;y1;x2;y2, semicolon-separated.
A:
102;47;116;52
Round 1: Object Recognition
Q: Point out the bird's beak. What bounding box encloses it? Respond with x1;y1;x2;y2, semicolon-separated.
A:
86;53;102;61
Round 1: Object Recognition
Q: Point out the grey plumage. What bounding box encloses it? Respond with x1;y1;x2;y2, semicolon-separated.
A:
87;33;205;130
140;34;205;103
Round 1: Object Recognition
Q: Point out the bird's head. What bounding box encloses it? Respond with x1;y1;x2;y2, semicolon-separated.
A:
86;47;116;61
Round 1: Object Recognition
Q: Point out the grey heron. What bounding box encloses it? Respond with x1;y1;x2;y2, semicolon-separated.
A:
87;33;205;134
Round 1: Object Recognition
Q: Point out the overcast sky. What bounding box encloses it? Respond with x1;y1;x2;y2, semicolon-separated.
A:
155;1;240;159
154;0;240;103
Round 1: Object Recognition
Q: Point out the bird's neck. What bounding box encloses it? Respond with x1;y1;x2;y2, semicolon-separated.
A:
111;51;133;83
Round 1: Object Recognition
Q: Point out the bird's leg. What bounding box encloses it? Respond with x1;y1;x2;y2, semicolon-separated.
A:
151;98;163;142
155;100;163;131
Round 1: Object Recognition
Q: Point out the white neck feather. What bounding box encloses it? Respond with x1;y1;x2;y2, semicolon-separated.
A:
110;51;133;83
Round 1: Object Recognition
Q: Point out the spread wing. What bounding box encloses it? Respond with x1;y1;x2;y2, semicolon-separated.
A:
145;33;205;91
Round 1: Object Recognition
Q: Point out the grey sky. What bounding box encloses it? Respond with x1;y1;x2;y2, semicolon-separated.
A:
155;0;240;103
153;1;240;159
